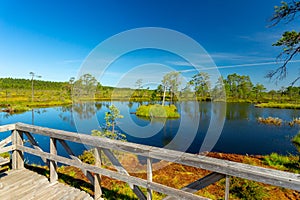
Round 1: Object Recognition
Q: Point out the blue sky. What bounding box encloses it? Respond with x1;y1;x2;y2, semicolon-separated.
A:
0;0;299;90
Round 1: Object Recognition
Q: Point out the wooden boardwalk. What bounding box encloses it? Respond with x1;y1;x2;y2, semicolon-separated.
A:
0;169;93;200
1;123;300;200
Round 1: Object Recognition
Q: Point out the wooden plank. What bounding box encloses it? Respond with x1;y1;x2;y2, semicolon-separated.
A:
23;131;47;164
0;156;9;166
225;175;230;200
147;158;153;200
183;172;225;193
0;145;13;154
164;172;225;200
20;181;50;200
0;135;12;148
94;147;102;200
17;145;209;200
15;123;300;191
29;182;59;199
102;149;130;175
0;124;15;132
17;180;50;200
0;171;41;198
50;137;58;183
102;148;146;200
46;185;71;200
58;139;94;184
9;175;49;199
12;130;24;170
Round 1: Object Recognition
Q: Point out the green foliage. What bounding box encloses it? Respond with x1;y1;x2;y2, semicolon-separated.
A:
161;71;181;105
263;153;300;173
73;74;98;99
189;72;211;98
78;150;95;165
292;131;300;154
104;105;124;132
0;152;10;159
255;102;300;109
91;130;126;141
2;72;300;107
136;104;180;118
292;131;300;146
230;177;268;200
91;104;126;141
0;78;66;90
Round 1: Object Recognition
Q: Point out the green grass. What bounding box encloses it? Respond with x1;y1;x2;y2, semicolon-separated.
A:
292;131;300;146
136;104;180;118
263;153;300;173
255;102;300;109
292;131;300;154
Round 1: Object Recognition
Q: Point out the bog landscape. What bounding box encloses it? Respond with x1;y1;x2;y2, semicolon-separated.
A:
0;1;300;200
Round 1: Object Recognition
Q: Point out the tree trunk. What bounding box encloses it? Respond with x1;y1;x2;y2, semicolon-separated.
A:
162;86;167;106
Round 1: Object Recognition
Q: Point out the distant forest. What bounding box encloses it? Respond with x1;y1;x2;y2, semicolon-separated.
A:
0;73;300;104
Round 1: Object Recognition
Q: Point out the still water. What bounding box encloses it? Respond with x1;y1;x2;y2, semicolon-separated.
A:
0;102;299;164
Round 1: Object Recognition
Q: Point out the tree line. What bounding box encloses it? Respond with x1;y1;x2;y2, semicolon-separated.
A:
152;72;300;103
1;73;300;103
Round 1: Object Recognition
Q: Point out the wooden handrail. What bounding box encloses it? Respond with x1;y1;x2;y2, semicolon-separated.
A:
0;122;299;200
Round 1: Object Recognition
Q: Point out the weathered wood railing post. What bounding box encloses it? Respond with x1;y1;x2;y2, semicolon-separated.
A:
94;147;103;200
225;175;230;200
147;158;153;200
12;129;24;169
50;137;58;183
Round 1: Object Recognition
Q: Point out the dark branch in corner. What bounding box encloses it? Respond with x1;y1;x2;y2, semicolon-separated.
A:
269;1;300;27
268;1;300;85
266;46;300;84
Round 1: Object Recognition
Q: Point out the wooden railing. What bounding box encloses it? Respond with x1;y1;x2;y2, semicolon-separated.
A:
0;123;299;200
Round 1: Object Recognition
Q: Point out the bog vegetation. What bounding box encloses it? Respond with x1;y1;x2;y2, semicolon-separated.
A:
1;71;300;112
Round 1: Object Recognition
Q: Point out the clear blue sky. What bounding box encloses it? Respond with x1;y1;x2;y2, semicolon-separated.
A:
0;0;299;90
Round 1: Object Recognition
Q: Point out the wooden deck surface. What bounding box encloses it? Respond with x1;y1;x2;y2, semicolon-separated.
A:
0;169;93;200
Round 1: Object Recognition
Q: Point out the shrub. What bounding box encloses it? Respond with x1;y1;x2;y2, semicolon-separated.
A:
230;177;268;200
263;153;299;173
78;150;95;165
292;131;300;146
91;130;126;141
136;104;180;118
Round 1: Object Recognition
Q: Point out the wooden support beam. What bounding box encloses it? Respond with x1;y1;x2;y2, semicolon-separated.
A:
102;149;146;200
0;135;12;148
0;145;13;154
57;139;94;184
225;175;230;200
0;156;10;167
163;172;225;200
15;145;216;200
94;147;102;200
0;124;15;132
23;132;47;164
12;130;24;170
147;158;153;200
50;138;58;183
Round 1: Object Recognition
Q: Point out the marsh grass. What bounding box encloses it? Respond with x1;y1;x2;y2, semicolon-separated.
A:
136;104;180;118
255;102;300;109
257;117;282;126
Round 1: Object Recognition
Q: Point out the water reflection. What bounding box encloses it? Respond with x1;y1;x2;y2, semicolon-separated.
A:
226;103;249;120
1;101;299;156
